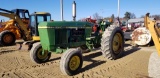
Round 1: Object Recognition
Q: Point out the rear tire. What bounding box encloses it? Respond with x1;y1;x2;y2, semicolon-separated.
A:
0;30;16;46
30;42;51;64
101;26;124;60
60;48;83;76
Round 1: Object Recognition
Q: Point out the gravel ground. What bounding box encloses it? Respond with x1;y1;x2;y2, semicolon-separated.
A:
0;41;158;78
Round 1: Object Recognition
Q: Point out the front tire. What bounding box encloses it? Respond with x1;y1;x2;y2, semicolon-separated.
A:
30;42;51;64
0;30;16;46
60;48;83;76
101;26;124;60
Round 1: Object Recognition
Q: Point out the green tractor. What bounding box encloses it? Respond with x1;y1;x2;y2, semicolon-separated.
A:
30;19;124;76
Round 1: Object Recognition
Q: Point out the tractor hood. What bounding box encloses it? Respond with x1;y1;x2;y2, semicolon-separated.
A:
38;21;94;29
38;21;93;52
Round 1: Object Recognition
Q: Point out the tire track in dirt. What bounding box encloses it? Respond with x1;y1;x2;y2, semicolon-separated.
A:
4;56;26;70
0;71;21;78
18;60;60;70
0;41;153;78
0;46;62;78
74;58;135;78
17;61;61;78
11;70;37;78
0;59;61;78
0;49;16;55
72;45;150;78
74;59;132;78
0;46;19;55
14;57;21;66
24;71;37;78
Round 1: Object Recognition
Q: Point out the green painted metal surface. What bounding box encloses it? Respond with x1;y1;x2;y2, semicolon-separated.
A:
38;21;93;53
38;21;93;28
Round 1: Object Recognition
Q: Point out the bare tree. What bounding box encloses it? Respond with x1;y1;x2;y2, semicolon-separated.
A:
111;14;115;19
124;12;131;19
140;14;160;20
93;13;103;20
130;13;136;19
151;14;160;20
78;17;87;21
140;15;145;18
124;12;136;19
103;17;110;21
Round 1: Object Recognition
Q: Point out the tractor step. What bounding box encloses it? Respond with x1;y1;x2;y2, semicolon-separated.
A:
15;43;29;51
86;36;95;40
16;40;39;51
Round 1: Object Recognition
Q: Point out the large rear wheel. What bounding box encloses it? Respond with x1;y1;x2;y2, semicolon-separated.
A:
30;42;51;64
101;26;124;60
0;30;16;46
60;48;83;76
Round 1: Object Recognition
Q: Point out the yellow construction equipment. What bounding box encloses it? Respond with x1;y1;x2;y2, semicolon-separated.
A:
0;8;51;47
0;8;31;46
23;12;51;50
144;13;160;56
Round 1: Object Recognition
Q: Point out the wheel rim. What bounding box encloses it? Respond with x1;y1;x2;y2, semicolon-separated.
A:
3;34;13;43
69;56;80;71
112;33;122;54
37;48;48;59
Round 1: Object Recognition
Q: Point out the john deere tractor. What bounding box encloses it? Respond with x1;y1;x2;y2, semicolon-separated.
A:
30;18;124;76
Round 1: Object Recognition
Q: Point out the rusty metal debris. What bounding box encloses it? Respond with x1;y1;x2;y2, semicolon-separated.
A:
131;27;151;46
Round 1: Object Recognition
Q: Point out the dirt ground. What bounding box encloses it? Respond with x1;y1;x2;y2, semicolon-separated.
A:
0;41;157;78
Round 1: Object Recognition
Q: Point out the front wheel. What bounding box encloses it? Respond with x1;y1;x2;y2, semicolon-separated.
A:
0;30;16;46
30;42;51;64
60;48;83;76
101;26;124;60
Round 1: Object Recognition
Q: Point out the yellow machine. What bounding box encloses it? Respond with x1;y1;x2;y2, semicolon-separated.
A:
144;13;160;56
24;12;51;50
0;8;51;46
0;8;31;46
